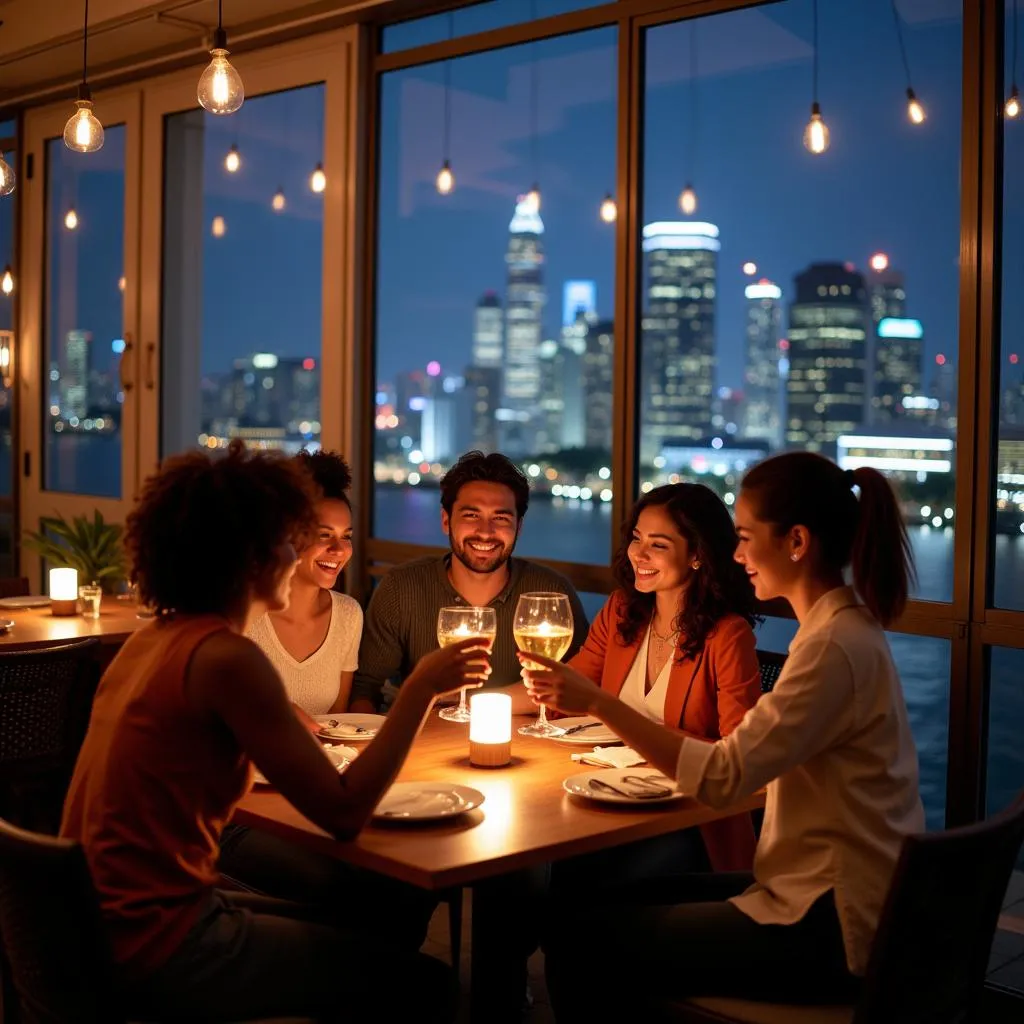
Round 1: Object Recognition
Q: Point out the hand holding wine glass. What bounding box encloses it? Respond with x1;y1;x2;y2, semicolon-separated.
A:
436;605;497;723
514;592;574;738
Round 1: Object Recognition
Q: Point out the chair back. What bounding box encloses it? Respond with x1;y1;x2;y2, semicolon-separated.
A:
854;790;1024;1023
755;649;787;693
0;816;121;1023
0;638;101;833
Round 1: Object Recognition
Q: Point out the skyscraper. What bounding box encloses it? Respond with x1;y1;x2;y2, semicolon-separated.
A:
742;280;783;449
537;339;566;453
62;330;92;420
582;318;614;451
503;195;545;425
640;221;719;458
867;256;907;421
873;317;924;422
463;365;502;452
473;292;503;369
562;280;596;328
786;262;869;452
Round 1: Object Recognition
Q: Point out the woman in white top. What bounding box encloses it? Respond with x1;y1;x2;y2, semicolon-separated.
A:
246;449;362;720
221;451;438;950
525;453;924;1013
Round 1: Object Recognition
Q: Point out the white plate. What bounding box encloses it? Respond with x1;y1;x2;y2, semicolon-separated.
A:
0;595;51;610
314;713;386;741
546;716;621;745
373;782;485;821
563;768;684;806
253;744;355;786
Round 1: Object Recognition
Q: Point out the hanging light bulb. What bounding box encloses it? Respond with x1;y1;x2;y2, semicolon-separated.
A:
225;144;241;173
525;184;541;213
1;265;13;296
435;160;454;195
906;88;926;124
272;188;286;212
63;1;104;153
1008;87;1022;119
64;209;79;231
118;275;126;293
1009;2;1022;119
803;102;830;154
198;1;244;115
211;215;226;237
0;152;15;197
599;194;617;223
679;184;698;216
310;163;327;193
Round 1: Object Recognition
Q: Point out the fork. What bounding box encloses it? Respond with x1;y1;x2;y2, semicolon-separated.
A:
563;721;603;736
587;778;666;799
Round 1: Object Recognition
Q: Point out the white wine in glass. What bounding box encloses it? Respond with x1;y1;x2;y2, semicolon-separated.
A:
514;592;573;738
436;605;496;723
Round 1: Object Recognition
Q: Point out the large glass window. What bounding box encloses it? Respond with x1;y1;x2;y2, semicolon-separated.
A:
374;29;617;561
44;128;126;497
640;2;962;603
0;129;15;578
994;1;1024;609
161;86;325;458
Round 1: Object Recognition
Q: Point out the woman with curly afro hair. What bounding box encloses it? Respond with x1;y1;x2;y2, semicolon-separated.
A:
61;441;488;1022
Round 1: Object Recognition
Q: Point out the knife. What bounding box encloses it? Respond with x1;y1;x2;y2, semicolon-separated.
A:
563;721;604;735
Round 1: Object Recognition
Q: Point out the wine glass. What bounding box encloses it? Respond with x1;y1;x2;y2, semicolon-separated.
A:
514;592;574;738
436;605;497;723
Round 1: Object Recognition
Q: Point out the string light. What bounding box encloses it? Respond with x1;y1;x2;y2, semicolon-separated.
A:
525;0;541;213
436;161;454;195
1008;0;1021;119
1;266;13;296
198;0;244;115
679;185;697;216
211;215;226;237
891;1;926;125
0;152;15;197
63;0;104;154
225;144;241;173
599;194;617;223
64;209;79;231
803;0;829;154
272;188;286;212
437;12;456;195
310;163;326;193
680;22;699;216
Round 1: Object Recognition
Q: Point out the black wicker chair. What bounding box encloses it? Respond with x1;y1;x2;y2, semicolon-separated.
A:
671;790;1024;1023
755;649;787;693
0;638;102;834
0;817;318;1024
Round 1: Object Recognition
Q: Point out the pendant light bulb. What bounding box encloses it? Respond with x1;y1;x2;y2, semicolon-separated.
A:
1;265;13;297
525;185;541;213
211;215;226;238
599;194;617;223
63;95;104;154
679;184;698;216
225;145;241;173
906;88;926;125
436;160;455;195
803;102;830;154
198;6;244;116
64;209;79;231
310;163;327;194
1007;86;1021;120
0;153;15;197
272;188;286;212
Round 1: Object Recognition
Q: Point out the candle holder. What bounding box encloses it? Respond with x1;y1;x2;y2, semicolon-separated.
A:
469;692;512;768
49;567;79;617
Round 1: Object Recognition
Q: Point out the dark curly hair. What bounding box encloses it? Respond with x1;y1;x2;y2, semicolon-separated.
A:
611;483;759;660
439;450;530;519
126;440;318;619
295;449;352;506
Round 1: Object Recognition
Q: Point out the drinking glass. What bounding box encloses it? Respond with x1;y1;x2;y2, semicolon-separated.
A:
514;592;573;738
78;584;102;620
436;605;497;723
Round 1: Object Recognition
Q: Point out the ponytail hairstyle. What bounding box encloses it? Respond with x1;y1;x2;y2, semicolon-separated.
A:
739;452;915;627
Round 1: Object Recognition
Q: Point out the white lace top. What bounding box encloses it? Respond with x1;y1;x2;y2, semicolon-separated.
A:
246;592;363;715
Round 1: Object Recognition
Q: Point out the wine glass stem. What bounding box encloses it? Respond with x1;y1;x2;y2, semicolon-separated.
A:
538;702;548;725
458;686;467;711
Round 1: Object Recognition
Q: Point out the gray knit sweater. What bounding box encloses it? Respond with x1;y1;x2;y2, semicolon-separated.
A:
351;554;589;709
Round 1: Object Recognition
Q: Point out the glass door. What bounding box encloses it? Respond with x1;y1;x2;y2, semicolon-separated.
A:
18;91;142;575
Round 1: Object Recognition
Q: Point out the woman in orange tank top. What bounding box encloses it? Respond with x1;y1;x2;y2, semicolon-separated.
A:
62;441;490;1022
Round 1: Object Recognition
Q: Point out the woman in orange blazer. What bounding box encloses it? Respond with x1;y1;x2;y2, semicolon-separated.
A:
565;482;762;874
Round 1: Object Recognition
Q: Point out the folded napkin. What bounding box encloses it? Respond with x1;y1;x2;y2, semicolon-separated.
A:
571;746;647;769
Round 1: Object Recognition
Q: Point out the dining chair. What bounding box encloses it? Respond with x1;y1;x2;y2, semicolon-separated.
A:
0;577;29;600
669;789;1024;1023
754;649;787;694
0;637;102;834
0;817;318;1024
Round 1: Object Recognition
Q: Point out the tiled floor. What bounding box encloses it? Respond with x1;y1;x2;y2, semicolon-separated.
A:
424;869;1024;1021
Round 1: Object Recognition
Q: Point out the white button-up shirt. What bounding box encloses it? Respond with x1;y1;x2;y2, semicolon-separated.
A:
676;586;924;975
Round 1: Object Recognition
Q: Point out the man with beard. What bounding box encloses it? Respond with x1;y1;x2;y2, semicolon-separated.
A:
350;450;588;1021
350;450;587;716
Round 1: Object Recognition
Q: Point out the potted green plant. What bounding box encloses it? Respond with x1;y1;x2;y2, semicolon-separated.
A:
22;510;126;593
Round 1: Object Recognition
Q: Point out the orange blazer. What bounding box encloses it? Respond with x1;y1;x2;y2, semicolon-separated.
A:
569;591;761;872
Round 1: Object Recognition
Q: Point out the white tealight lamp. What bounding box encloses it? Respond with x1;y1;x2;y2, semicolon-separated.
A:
469;692;512;768
49;567;79;616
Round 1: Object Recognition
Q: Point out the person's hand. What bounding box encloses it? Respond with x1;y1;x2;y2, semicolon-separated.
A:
517;652;603;716
406;636;492;700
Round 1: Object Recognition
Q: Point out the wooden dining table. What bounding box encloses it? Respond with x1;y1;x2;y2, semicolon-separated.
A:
0;596;149;652
235;714;765;1016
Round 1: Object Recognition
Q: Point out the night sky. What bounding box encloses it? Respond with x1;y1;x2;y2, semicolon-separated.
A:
4;0;1024;398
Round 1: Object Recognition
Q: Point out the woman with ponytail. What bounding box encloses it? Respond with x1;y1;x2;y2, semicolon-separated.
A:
531;452;924;1013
